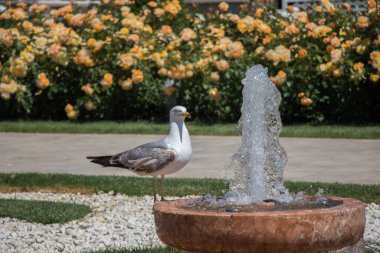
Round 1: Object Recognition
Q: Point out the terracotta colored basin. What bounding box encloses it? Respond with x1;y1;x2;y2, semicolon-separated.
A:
154;197;366;253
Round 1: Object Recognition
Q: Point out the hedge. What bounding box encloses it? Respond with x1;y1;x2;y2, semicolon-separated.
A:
0;0;379;123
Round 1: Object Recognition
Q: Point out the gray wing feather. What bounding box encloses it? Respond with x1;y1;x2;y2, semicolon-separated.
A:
110;147;176;174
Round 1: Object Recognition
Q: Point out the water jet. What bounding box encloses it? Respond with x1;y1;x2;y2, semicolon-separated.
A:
154;65;366;253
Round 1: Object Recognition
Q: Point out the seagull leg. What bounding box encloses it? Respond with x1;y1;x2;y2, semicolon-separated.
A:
152;176;157;202
160;175;165;201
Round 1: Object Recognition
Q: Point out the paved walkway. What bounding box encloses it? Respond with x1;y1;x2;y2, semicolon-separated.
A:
0;133;379;184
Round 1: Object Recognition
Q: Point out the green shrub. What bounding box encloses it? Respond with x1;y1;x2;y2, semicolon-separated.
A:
0;0;379;122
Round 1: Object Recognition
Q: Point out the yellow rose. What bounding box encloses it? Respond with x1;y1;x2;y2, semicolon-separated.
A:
128;34;139;44
85;101;95;111
10;58;28;78
333;69;342;77
180;28;196;41
298;48;308;58
287;5;295;13
370;74;379;82
218;2;229;11
154;8;165;17
215;60;230;72
163;0;181;16
186;71;193;78
353;62;364;72
91;18;104;32
370;51;380;70
73;49;94;67
256;8;263;17
161;25;173;35
300;97;313;106
330;49;342;63
22;21;33;31
255;46;265;55
158;68;168;76
357;16;369;28
297;92;305;98
229;14;239;23
208;87;221;101
67;110;78;120
101;73;113;88
224;41;245;59
120;78;133;91
119;53;134;70
278;71;286;78
36;73;50;90
262;37;271;44
265;45;291;65
147;1;157;8
210;72;220;82
356;45;366;55
65;104;74;113
259;24;271;34
20;51;34;63
1;92;10;100
342;3;351;11
132;69;144;84
330;37;340;47
270;70;287;85
164;86;176;96
87;38;97;47
368;0;377;9
81;83;94;95
2;80;18;94
237;16;255;33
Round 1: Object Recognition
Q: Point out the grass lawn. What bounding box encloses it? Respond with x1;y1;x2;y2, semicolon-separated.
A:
0;198;91;224
0;173;379;204
0;121;379;139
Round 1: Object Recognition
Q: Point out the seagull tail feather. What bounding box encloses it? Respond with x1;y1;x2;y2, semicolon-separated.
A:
87;155;113;167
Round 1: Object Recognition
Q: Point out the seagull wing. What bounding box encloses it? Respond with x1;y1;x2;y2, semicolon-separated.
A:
110;147;176;174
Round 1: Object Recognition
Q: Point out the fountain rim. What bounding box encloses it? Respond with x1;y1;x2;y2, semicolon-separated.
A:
153;196;366;217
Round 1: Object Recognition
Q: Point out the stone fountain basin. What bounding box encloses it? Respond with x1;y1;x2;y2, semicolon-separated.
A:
154;197;366;253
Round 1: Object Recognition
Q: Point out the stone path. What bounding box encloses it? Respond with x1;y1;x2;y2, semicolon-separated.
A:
0;133;379;184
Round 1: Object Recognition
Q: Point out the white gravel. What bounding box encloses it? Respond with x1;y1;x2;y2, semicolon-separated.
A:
0;192;163;253
0;192;379;253
365;203;380;251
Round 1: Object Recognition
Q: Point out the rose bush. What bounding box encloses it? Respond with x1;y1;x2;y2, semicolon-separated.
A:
0;0;379;122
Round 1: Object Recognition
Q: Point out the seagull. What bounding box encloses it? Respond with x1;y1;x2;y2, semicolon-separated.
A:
87;106;192;201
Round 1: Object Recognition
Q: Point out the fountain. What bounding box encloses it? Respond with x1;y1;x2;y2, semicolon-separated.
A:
153;65;366;253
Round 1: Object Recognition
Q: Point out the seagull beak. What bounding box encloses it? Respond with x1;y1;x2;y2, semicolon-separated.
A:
183;111;191;118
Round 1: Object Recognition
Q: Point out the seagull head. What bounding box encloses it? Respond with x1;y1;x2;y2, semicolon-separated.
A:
170;106;191;122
